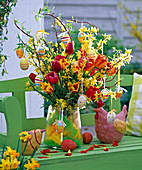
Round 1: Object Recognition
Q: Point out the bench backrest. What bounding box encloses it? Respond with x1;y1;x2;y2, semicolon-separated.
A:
0;74;133;147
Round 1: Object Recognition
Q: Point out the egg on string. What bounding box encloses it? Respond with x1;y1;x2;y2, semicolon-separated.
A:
20;57;29;70
61;32;70;45
35;75;43;86
78;95;87;108
101;88;109;101
107;109;116;124
16;47;24;59
78;32;86;43
53;120;65;134
37;46;45;56
87;49;96;59
115;87;123;99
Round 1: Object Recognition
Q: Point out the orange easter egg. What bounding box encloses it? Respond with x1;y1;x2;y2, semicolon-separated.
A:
16;47;24;59
20;58;29;70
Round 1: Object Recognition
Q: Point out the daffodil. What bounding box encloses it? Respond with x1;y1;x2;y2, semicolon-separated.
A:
19;131;32;142
24;160;35;170
0;158;11;170
10;158;20;169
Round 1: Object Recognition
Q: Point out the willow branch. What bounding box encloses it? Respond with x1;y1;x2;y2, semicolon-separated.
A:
70;19;98;32
39;9;72;41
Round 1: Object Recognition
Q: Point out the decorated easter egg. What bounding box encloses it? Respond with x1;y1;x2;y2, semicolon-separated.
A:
20;58;29;70
107;109;116;124
53;120;65;134
78;95;87;108
113;118;126;134
16;47;24;59
37;46;45;55
87;49;96;59
115;87;123;99
35;75;43;86
78;32;86;43
101;88;109;101
61;32;70;45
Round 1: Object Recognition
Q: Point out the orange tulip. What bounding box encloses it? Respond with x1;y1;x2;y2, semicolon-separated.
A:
94;54;108;69
106;62;117;76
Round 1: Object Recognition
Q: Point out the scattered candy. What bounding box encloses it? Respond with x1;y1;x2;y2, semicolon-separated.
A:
37;156;48;158
112;141;118;147
64;150;72;156
103;147;109;151
80;146;94;153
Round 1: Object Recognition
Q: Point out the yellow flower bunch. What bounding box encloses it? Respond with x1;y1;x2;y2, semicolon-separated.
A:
15;7;133;111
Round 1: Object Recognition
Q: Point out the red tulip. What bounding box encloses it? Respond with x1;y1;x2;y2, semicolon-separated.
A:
55;55;65;61
52;60;61;73
46;71;59;84
78;57;89;70
90;68;98;76
65;41;74;55
29;73;37;83
97;99;104;108
86;86;100;100
80;47;86;57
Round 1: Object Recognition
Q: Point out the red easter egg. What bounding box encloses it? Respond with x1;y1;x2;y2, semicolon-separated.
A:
61;139;77;152
82;132;93;144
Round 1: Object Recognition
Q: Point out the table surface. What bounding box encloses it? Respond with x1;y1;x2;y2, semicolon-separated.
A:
0;135;142;170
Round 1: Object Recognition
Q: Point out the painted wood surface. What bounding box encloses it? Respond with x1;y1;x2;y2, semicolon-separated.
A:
0;135;141;170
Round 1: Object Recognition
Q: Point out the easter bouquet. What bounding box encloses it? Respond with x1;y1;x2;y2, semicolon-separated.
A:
15;6;133;147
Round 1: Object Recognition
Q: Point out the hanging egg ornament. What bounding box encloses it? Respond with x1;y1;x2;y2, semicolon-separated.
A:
53;120;65;134
20;57;29;70
35;75;43;86
87;49;96;59
107;109;116;124
16;47;24;59
115;87;123;99
101;88;109;101
78;95;87;108
61;32;70;45
78;32;86;43
37;46;45;56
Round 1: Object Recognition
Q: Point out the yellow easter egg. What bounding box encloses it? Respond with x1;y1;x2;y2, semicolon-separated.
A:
20;58;29;70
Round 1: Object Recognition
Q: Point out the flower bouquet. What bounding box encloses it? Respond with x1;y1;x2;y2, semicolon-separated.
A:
15;6;133;147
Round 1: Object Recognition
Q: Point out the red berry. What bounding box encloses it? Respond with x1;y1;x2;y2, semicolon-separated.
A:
61;139;77;152
82;132;93;144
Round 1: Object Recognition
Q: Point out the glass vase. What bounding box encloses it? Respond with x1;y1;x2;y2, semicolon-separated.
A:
44;106;82;148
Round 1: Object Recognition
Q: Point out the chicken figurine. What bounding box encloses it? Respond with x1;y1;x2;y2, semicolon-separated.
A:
94;105;127;143
21;129;45;155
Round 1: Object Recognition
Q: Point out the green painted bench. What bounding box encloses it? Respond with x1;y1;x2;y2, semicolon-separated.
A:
0;74;142;170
